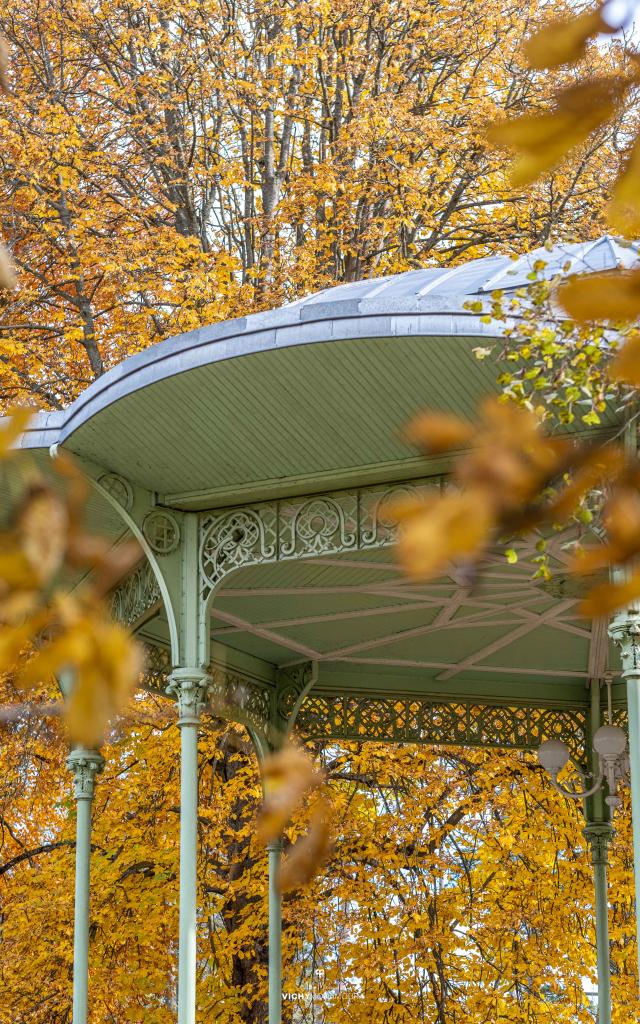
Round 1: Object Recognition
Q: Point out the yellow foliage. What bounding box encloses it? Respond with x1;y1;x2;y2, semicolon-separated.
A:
1;687;638;1023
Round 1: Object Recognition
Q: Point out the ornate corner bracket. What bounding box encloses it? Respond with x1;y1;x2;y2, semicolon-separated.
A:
583;822;614;867
167;668;211;726
273;662;317;742
67;748;105;801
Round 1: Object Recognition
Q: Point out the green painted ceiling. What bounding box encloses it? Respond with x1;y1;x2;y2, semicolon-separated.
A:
141;538;621;708
65;334;616;510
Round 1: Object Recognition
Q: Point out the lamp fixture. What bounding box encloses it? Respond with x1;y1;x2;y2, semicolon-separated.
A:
538;676;629;813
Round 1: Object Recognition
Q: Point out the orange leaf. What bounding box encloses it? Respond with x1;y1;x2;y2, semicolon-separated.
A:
559;268;640;323
609;331;640;386
523;7;610;70
607;135;640;237
18;485;69;585
0;407;33;456
0;610;49;676
546;445;625;521
279;796;333;893
405;411;473;454
488;80;623;187
395;491;494;580
580;571;640;617
257;746;323;844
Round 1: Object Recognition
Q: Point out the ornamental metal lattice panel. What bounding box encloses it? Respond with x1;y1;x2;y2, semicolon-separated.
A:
295;693;588;761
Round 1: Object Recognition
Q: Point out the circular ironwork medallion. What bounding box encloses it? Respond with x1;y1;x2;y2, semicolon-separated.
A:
98;473;133;511
143;510;180;554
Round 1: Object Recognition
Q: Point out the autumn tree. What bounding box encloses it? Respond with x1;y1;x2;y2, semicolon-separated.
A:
0;0;628;404
0;2;638;1023
1;675;637;1024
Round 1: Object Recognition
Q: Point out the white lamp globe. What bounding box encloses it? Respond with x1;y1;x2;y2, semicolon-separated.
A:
538;738;570;777
593;724;627;759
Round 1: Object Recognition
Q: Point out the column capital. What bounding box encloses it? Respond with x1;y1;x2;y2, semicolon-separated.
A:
167;667;210;726
583;822;614;866
67;748;105;801
609;610;640;676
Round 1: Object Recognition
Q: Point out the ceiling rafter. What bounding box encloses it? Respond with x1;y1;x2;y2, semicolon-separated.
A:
210;599;444;636
333;656;589;679
435;598;577;681
260;598;556;664
211;608;322;660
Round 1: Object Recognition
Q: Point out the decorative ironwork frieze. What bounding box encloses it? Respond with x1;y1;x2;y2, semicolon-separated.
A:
294;693;588;762
612;707;628;730
199;477;439;594
111;561;161;627
137;643;590;760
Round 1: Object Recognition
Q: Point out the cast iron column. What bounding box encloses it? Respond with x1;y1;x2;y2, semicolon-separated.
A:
168;668;209;1024
267;838;283;1024
67;747;104;1024
609;611;640;983
583;822;613;1023
583;678;613;1023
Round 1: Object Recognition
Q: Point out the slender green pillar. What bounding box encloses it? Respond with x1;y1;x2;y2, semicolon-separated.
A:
609;612;640;982
627;671;640;982
583;679;613;1023
267;839;283;1024
583;822;613;1024
67;748;104;1024
168;669;209;1024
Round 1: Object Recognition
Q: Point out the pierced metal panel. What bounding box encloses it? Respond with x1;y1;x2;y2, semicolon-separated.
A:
208;665;271;732
200;506;278;592
111;561;161;627
137;642;588;761
139;641;272;732
612;707;629;730
199;476;441;596
296;693;588;762
141;642;172;691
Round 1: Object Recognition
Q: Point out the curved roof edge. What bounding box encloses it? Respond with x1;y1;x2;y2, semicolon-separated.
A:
18;411;64;452
15;234;638;453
